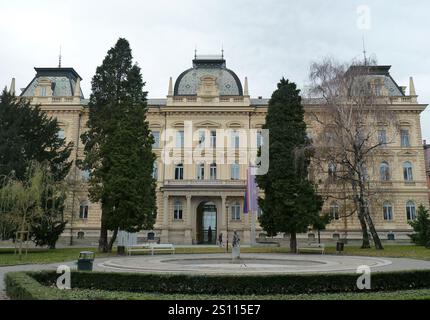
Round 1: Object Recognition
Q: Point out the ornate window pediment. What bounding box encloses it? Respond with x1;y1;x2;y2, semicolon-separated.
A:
195;120;221;128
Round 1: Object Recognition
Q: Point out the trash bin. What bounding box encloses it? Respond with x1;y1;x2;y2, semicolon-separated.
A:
117;246;126;256
336;242;344;253
77;251;95;271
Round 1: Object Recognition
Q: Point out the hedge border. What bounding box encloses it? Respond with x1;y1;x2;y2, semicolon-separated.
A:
6;269;430;300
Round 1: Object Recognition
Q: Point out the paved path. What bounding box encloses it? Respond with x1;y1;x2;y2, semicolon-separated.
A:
3;253;430;299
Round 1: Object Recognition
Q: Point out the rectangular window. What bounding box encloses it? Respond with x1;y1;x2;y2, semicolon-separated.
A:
196;164;205;180
401;129;410;147
378;130;387;146
210;130;216;148
152;131;160;148
176;130;184;148
175;164;184;180
174;201;183;220
40;87;47;96
210;164;217;180
231;163;240;180
257;131;263;148
57;129;65;140
81;170;90;182
231;131;240;149
198;130;205;147
231;203;241;221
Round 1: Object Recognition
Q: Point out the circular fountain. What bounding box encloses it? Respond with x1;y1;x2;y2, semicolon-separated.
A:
98;253;392;275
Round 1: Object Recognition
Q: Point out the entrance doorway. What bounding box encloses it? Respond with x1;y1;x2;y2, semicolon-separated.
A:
196;202;217;244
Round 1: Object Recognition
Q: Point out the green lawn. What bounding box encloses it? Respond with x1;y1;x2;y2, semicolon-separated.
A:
23;287;430;300
0;247;114;266
1;244;429;267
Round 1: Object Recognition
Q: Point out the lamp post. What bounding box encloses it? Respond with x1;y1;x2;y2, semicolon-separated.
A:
225;202;229;253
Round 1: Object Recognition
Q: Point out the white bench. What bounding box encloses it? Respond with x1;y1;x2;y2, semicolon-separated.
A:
126;244;152;256
150;243;175;255
297;243;325;255
126;243;175;256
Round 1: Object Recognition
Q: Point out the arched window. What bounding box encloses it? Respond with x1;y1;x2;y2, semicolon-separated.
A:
152;162;158;180
403;161;413;181
383;201;393;221
175;163;184;180
328;162;336;181
406;201;416;220
79;201;89;219
330;202;339;220
173;199;183;220
380;162;390;181
196;163;205;180
231;202;241;221
210;163;217;180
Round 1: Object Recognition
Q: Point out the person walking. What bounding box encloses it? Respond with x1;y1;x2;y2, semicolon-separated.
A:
218;233;223;247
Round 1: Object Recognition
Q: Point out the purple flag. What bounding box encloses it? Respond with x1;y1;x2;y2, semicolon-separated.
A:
244;165;258;214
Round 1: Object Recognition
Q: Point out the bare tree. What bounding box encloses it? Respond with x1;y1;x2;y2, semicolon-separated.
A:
308;57;398;250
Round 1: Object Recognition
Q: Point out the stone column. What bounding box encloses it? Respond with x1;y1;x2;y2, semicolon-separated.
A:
161;193;169;243
185;195;193;244
221;195;227;227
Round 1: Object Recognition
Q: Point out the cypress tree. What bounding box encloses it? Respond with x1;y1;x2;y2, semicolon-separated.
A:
81;38;156;252
256;78;323;252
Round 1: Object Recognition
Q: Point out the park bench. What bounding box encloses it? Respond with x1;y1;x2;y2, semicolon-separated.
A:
297;242;325;255
126;243;175;256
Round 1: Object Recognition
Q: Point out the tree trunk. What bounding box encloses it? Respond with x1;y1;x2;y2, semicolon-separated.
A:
351;177;371;249
357;210;371;249
290;232;297;253
98;217;109;253
107;228;118;252
318;230;321;244
363;210;384;250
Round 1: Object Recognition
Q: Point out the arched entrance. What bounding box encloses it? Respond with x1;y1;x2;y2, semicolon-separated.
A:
196;202;217;244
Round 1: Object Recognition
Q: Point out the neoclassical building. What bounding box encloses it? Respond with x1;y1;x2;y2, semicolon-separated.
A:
15;54;429;245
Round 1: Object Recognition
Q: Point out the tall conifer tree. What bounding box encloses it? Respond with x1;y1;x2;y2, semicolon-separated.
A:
257;78;323;252
81;38;156;252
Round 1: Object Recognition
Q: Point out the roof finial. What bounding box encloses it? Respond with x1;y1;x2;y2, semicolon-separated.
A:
58;45;62;68
168;77;173;96
9;78;16;96
221;43;224;59
409;77;416;96
362;35;367;66
194;45;197;59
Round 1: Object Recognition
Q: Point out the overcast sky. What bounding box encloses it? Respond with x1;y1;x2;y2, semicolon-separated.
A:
1;0;429;140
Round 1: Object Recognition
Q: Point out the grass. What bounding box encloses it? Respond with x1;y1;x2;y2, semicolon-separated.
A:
324;244;430;260
0;247;114;266
57;288;430;300
1;243;430;267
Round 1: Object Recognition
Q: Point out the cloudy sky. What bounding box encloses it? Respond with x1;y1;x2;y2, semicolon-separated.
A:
1;0;429;140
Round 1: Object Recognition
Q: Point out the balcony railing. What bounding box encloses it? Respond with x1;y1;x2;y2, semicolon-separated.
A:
164;179;246;187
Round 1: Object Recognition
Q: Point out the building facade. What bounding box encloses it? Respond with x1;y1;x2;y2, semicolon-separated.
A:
16;55;429;245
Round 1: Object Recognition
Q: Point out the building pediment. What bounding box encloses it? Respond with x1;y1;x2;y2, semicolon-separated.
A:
397;150;418;157
194;120;222;128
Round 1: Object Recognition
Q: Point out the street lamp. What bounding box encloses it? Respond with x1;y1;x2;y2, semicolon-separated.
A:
225;202;229;253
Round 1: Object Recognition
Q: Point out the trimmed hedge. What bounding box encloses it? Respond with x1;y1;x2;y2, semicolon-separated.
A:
21;269;430;296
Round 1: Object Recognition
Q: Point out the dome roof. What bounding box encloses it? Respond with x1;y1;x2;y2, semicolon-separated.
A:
174;55;243;96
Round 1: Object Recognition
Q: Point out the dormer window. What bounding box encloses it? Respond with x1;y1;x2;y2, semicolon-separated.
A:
40;87;47;96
